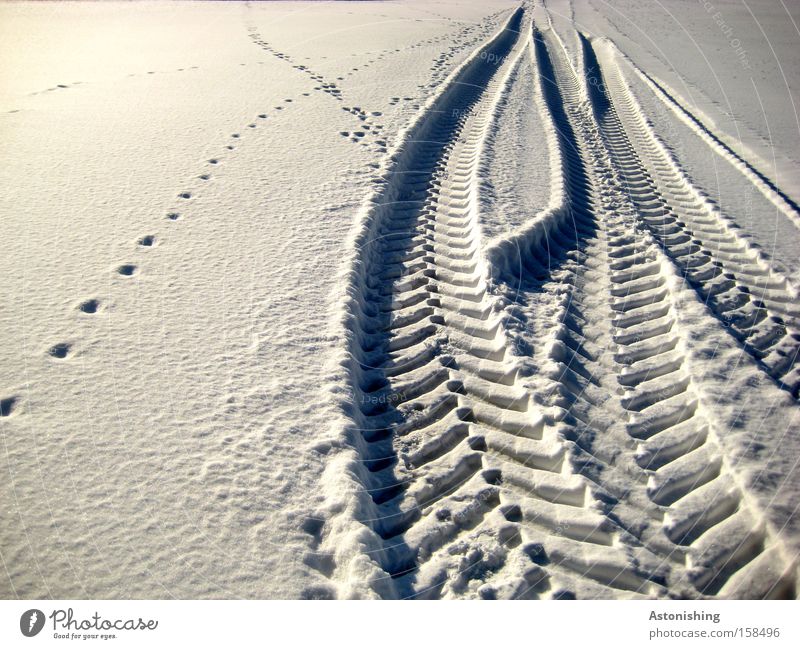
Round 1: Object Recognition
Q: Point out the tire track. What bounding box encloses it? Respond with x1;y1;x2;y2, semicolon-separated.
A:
343;7;538;599
324;7;642;600
534;24;796;599
318;4;797;599
585;37;800;398
483;27;673;599
609;47;800;228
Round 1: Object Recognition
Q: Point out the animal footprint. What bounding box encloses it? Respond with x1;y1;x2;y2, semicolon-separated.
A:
48;343;72;359
117;264;137;276
78;299;100;314
137;235;155;247
1;396;18;417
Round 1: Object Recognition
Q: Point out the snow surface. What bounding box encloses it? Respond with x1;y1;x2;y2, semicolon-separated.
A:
1;0;798;600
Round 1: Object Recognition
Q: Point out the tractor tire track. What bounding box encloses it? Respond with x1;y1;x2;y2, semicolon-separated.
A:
325;6;657;600
335;6;533;600
533;24;797;599
609;47;800;228
483;27;675;599
585;37;800;397
317;3;798;600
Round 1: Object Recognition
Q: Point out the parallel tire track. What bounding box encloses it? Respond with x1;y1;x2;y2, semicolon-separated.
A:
322;5;798;599
584;37;800;397
344;7;540;599
614;49;800;228
341;7;664;600
494;29;674;598
536;25;796;599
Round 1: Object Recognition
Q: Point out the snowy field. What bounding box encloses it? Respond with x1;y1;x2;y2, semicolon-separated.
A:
1;0;799;600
